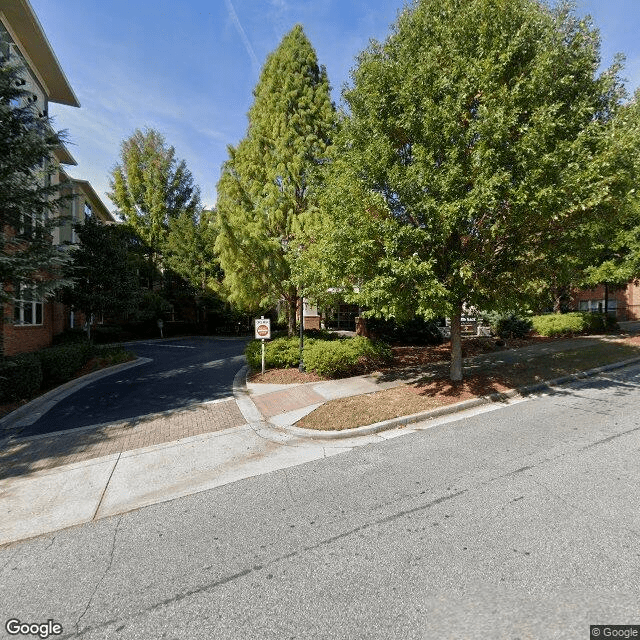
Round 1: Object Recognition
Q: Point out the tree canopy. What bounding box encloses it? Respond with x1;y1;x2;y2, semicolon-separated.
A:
214;25;336;334
0;57;70;311
108;128;201;262
165;208;221;295
63;218;140;336
296;0;630;379
582;89;640;294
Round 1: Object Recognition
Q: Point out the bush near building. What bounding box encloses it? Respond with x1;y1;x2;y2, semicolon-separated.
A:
0;342;133;404
532;312;617;337
481;312;533;339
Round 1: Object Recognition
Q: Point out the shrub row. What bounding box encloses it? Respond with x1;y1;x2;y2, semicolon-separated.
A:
304;336;392;377
0;353;43;403
0;342;133;404
246;335;391;378
481;312;533;339
531;312;617;337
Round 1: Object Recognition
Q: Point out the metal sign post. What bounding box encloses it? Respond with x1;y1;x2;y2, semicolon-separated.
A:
254;317;271;375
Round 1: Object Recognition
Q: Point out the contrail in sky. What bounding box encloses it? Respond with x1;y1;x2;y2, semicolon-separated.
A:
224;0;260;74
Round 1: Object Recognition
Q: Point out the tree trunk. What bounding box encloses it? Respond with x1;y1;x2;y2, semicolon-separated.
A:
287;293;297;337
450;302;463;382
604;282;609;318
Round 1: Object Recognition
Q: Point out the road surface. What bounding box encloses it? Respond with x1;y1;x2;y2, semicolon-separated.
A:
19;337;248;437
1;363;639;639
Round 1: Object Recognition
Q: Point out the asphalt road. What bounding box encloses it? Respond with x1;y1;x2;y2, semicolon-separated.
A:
19;337;249;437
2;364;639;639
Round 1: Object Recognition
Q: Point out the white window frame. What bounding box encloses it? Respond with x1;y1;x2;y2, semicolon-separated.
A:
13;285;43;326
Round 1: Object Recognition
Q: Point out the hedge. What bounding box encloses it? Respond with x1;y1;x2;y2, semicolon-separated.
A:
481;312;533;339
303;336;391;378
38;342;95;388
246;336;313;370
532;312;617;337
0;353;43;403
0;343;134;404
246;335;391;378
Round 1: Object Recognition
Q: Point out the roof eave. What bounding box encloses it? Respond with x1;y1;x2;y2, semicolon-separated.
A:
0;0;80;107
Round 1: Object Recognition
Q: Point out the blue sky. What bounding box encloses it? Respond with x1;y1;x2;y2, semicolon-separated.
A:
29;0;640;213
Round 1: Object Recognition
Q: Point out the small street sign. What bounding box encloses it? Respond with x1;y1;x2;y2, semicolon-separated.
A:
255;318;271;340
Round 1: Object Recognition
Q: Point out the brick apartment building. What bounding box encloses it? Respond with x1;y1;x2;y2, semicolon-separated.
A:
571;282;640;321
1;0;114;356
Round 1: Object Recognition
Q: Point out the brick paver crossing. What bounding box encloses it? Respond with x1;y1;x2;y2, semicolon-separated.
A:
0;399;246;479
251;386;325;418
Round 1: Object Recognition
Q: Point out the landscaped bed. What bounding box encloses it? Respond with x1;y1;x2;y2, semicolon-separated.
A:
295;336;640;431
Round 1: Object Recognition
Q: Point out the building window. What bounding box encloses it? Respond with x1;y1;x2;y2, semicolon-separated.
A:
20;210;45;238
13;285;43;326
84;203;92;219
578;299;617;314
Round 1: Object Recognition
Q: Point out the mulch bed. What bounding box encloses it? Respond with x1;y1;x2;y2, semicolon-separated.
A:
247;335;577;383
248;369;325;384
385;335;557;368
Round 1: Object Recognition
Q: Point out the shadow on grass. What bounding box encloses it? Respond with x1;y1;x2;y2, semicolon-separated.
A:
408;353;640;404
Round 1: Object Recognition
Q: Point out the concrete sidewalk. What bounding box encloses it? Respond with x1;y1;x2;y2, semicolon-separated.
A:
2;329;640;547
245;333;640;430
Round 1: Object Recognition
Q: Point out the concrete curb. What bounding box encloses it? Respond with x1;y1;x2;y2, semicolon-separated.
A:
232;365;264;424
0;357;152;435
247;355;640;441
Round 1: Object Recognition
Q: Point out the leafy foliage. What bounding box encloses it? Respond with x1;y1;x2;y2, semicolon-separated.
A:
297;0;629;379
0;353;42;402
245;335;390;377
38;342;94;387
303;337;391;378
165;208;221;294
246;336;306;370
582;90;640;291
481;311;533;339
215;25;336;334
0;57;71;309
0;343;133;402
532;312;616;336
108;128;201;265
364;317;444;345
63;218;141;325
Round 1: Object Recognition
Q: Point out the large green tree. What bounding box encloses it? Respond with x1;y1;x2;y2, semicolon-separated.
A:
215;25;336;335
581;90;640;309
165;209;221;295
108;128;201;282
63;219;140;338
297;0;629;379
0;58;71;333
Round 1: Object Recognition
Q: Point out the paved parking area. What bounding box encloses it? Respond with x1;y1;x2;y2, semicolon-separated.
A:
0;399;245;480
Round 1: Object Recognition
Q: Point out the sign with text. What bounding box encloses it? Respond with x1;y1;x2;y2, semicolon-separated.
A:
254;318;271;340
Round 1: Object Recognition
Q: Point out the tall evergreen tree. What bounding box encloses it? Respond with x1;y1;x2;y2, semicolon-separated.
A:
108;128;201;282
296;0;629;380
215;25;335;335
165;208;221;295
0;58;71;329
